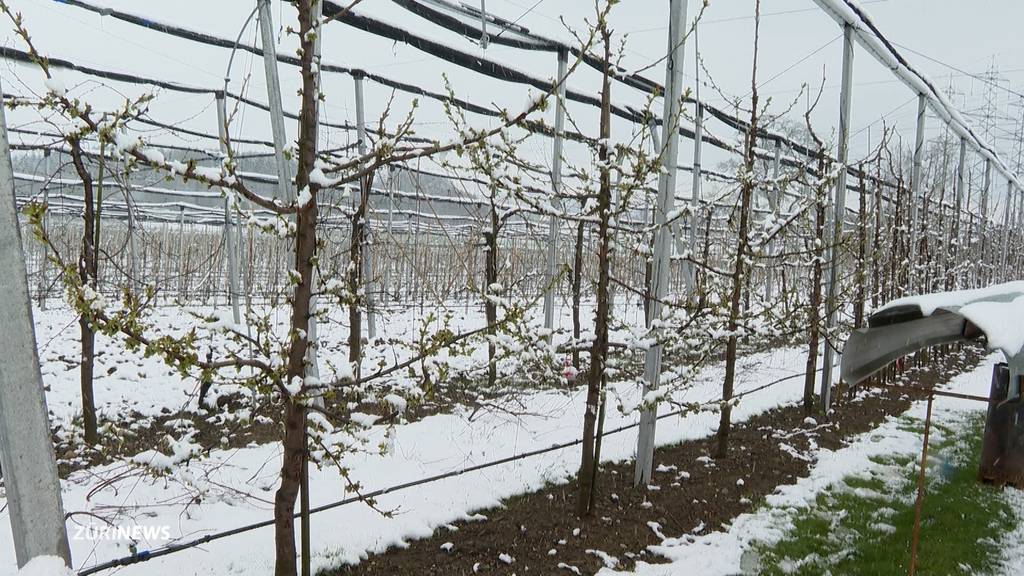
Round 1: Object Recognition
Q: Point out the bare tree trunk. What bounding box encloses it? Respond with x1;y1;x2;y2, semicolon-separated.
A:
717;2;761;458
804;155;827;414
484;209;498;387
571;216;585;369
348;194;365;368
872;157;882;310
578;31;612;516
854;170;867;329
275;3;319;574
70;138;98;445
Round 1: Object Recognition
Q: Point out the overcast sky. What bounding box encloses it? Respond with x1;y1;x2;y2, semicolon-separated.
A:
3;0;1022;199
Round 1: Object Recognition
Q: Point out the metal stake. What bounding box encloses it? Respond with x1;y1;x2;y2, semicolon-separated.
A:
354;73;377;340
765;137;782;303
0;74;72;569
820;23;855;414
981;159;991;283
257;0;293;202
907;93;927;294
635;0;688;487
544;48;568;336
688;58;703;303
216;92;242;324
39;148;50;309
1002;178;1012;278
178;205;185;300
953;137;966;288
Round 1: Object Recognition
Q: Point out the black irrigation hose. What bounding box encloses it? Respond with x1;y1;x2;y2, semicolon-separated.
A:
75;368;815;576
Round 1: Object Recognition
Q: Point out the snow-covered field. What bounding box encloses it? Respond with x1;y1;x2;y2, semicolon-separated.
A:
605;353;1024;576
32;298;648;425
2;301;811;576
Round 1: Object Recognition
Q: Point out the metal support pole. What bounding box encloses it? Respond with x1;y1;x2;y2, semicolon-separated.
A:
683;23;702;302
0;74;72;569
178;205;185;299
125;179;140;296
544;48;568;336
981;159;991;283
635;0;688;487
354;73;376;339
39;148;50;309
907;93;927;294
257;0;292;201
688;75;703;303
765;137;782;303
953;137;966;288
1018;184;1024;229
1002;178;1012;277
216;92;242;324
479;0;489;48
820;23;855;414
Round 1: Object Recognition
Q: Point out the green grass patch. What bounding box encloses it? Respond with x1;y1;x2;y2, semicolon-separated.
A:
751;411;1016;575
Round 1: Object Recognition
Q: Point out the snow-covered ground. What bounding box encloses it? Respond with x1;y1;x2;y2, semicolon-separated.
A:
604;352;1024;576
32;299;646;427
2;298;811;576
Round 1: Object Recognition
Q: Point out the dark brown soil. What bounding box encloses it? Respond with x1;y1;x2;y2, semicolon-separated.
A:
324;346;983;576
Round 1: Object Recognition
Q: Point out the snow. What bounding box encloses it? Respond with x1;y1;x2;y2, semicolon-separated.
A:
20;339;803;575
879;282;1024;357
44;75;66;98
383;393;408;414
960;296;1024;357
284;375;304;397
587;549;619;569
3;302;829;576
296;186;313;208
599;353;1004;576
880;281;1024;316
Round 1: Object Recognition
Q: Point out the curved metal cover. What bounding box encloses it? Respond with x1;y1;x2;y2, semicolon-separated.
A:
840;308;973;384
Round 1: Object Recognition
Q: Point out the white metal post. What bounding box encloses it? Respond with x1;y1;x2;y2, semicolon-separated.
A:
635;0;688;487
907;93;927;294
1017;186;1024;277
765;138;782;303
544;48;568;336
954;137;966;288
981;159;991;284
178;205;185;299
1003;178;1013;279
0;74;72;569
257;0;292;202
688;94;703;302
1018;183;1024;229
479;0;489;48
217;92;242;324
39;148;50;309
124;179;140;296
354;73;377;339
820;23;854;414
685;23;702;302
